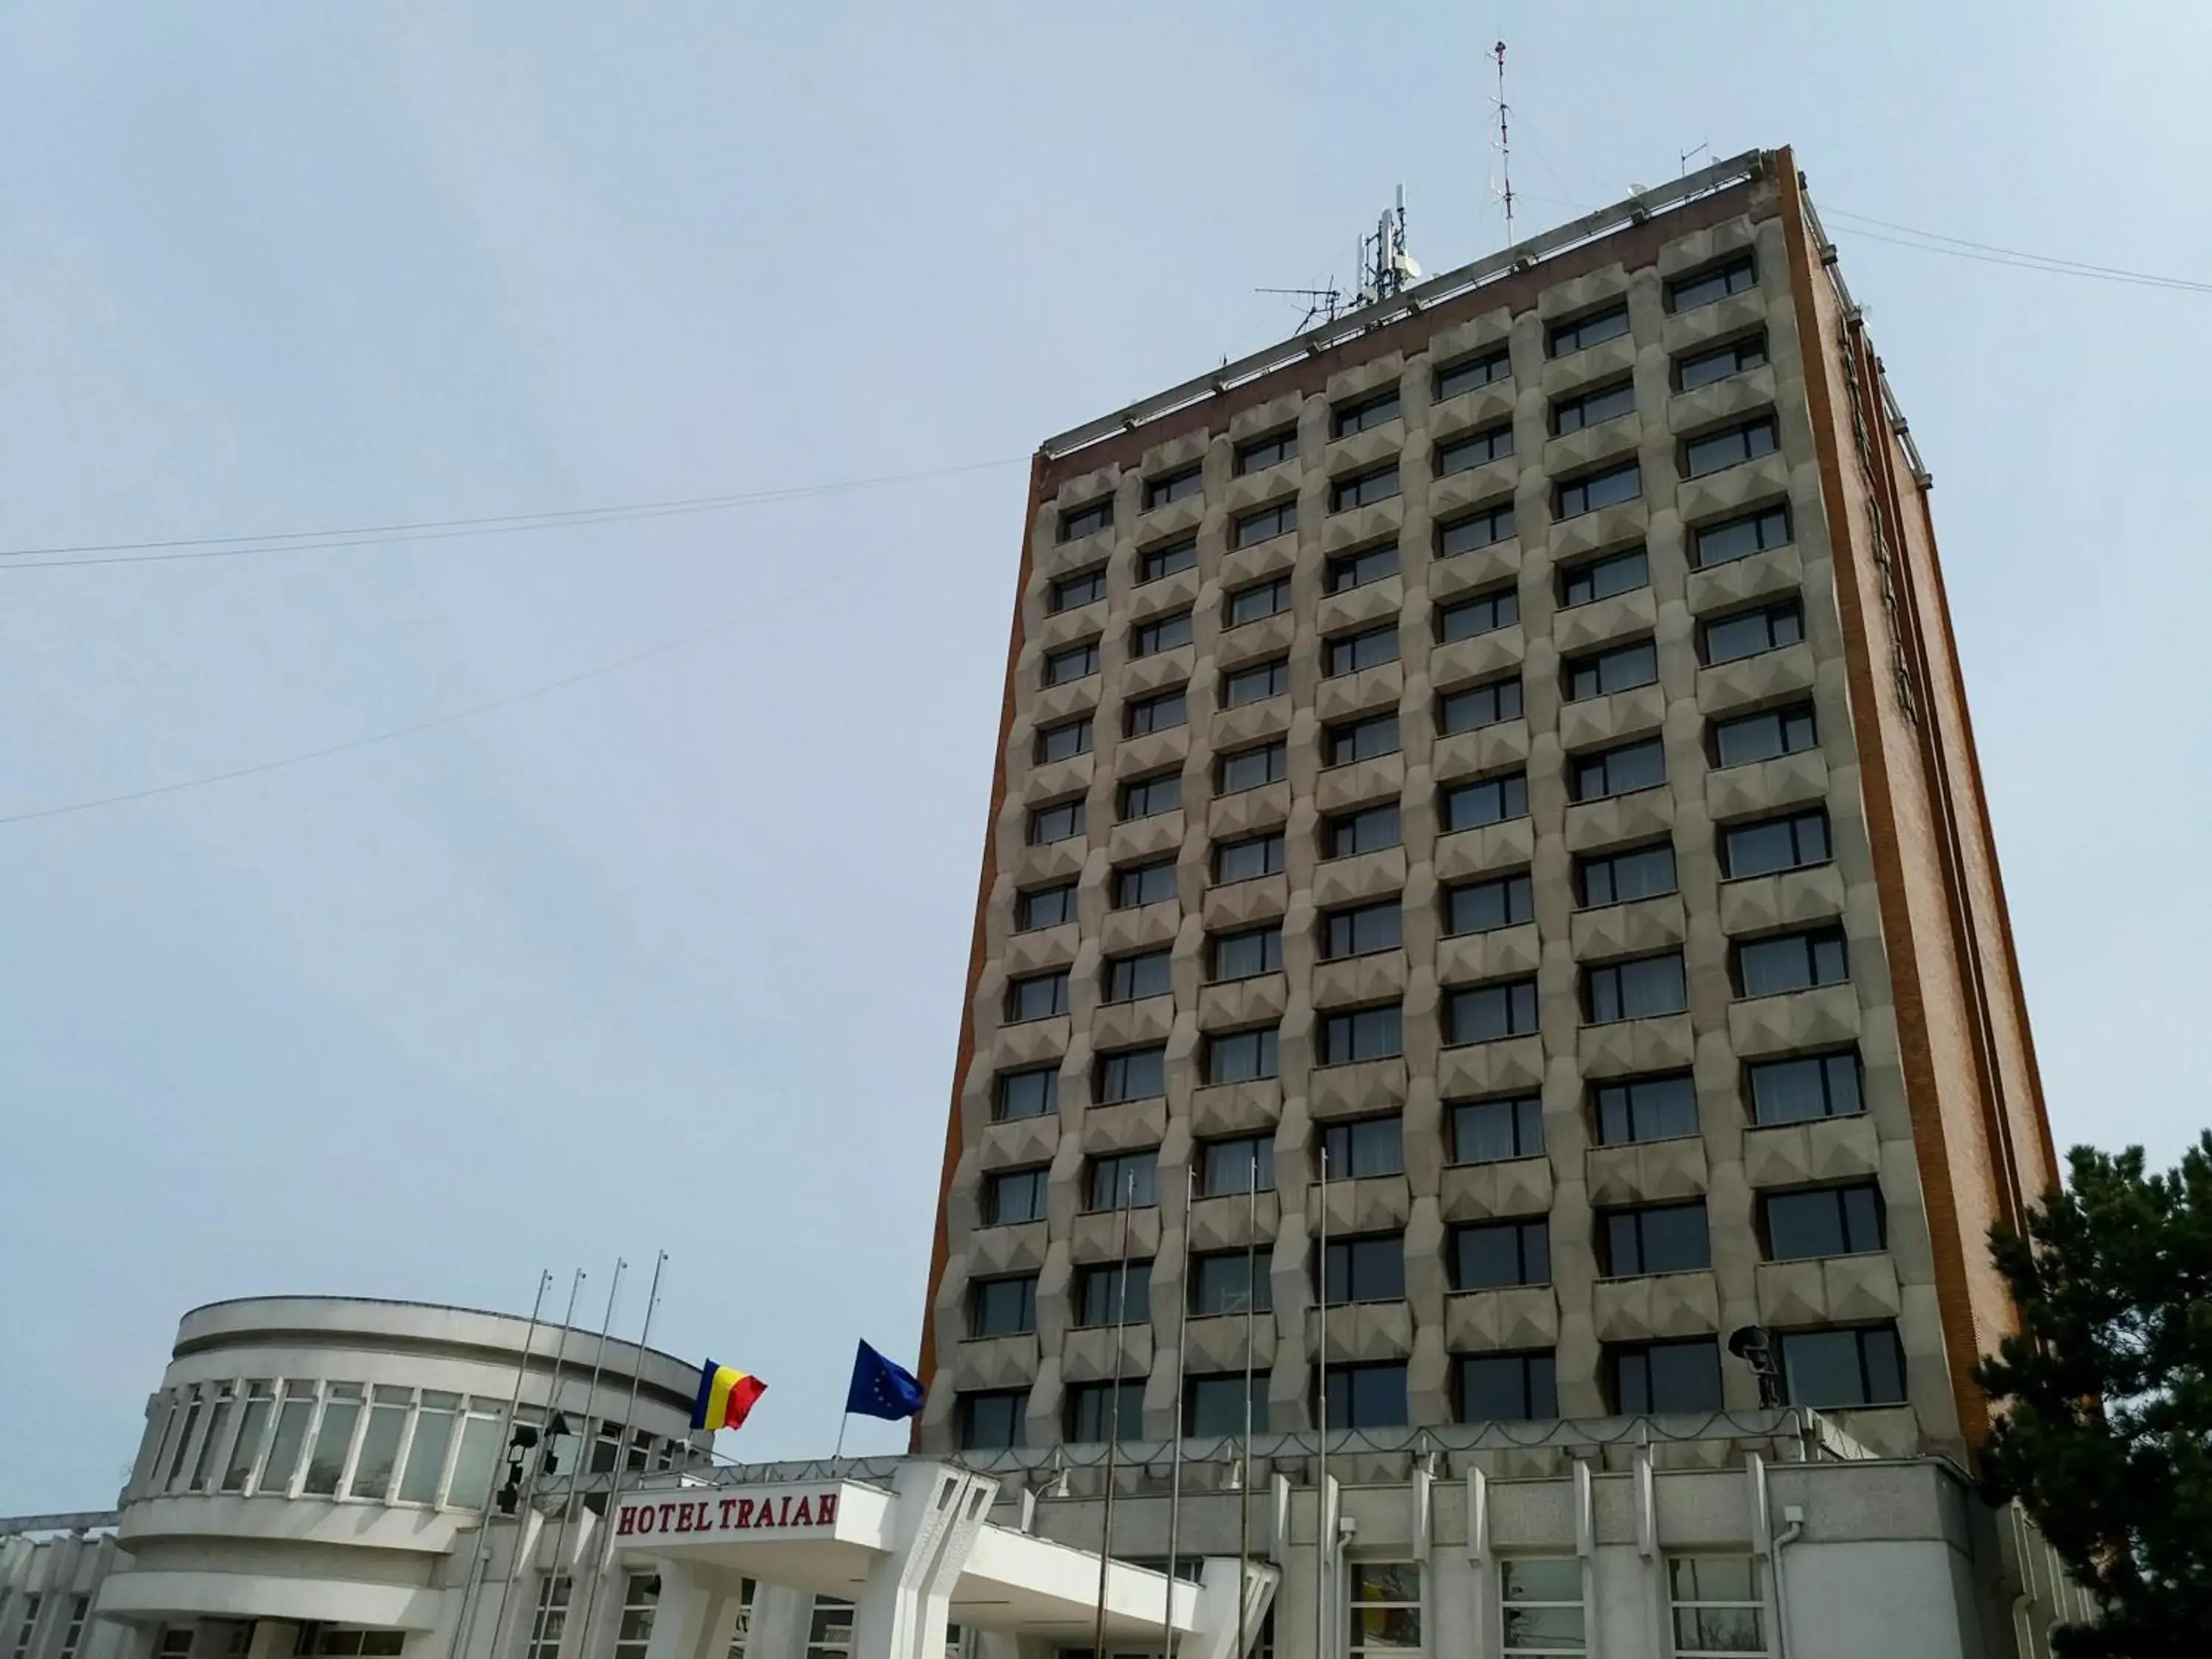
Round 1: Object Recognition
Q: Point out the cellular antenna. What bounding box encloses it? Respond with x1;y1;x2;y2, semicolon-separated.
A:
1492;41;1516;242
1356;185;1422;307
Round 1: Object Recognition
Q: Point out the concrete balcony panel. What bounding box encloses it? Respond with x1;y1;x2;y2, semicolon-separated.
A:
1317;577;1408;638
1427;538;1522;600
1307;1301;1416;1363
1665;361;1778;434
1577;1012;1697;1077
1060;1323;1155;1385
1686;543;1803;617
1311;953;1410;1011
1312;847;1411;910
1198;975;1290;1031
1316;754;1408;817
1189;1079;1284;1138
1586;1137;1709;1208
1083;1096;1170;1152
979;1113;1064;1170
1433;720;1532;784
1569;895;1687;961
1718;864;1847;939
1203;874;1290;931
1591;1270;1720;1343
1707;749;1829;824
1209;780;1293;841
1316;663;1406;724
1312;1175;1413;1236
1309;1057;1411;1119
1185;1314;1278;1375
952;1334;1040;1389
1089;998;1175;1054
1538;331;1637;397
1660;292;1770;358
1743;1114;1883;1189
1321;495;1406;554
964;1221;1052;1279
1189;1192;1281;1252
1114;729;1190;783
1696;641;1818;716
1428;627;1525;692
1559;683;1670;754
1434;817;1538;881
1676;449;1793;526
1562;782;1675;854
1444;1286;1560;1353
1107;810;1186;866
1439;1156;1554;1224
1436;1034;1548;1099
1070;1207;1162;1264
1099;902;1183;958
1554;586;1660;658
1755;1253;1901;1328
1024;754;1096;804
1727;984;1863;1057
1437;923;1543;989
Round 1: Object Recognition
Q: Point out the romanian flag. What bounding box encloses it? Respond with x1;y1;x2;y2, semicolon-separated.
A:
690;1360;767;1433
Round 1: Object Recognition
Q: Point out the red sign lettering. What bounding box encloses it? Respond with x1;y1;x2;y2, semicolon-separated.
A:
817;1492;837;1526
617;1507;638;1537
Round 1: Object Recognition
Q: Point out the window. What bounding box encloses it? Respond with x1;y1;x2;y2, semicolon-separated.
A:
1096;1048;1166;1107
1668;1557;1767;1659
1119;771;1182;820
970;1275;1038;1338
1118;692;1185;742
55;1600;88;1659
1721;809;1830;878
155;1632;190;1659
1563;637;1658;700
1602;1201;1711;1276
1702;599;1804;665
1034;716;1093;763
1323;900;1402;959
1438;499;1517;555
1060;498;1113;541
315;1640;403;1659
1044;639;1100;686
1445;980;1540;1045
1220;740;1288;793
1018;882;1077;931
1216;831;1286;883
1441;772;1528;832
1322;1235;1405;1303
1459;1354;1558;1423
1317;1004;1403;1065
1734;928;1848;997
1439;675;1523;734
1324;624;1399;677
1345;1563;1421;1659
1190;1252;1273;1317
1066;1380;1147;1445
1201;1134;1276;1194
1570;737;1665;801
1779;1325;1906;1408
1585;951;1687;1023
303;1382;363;1495
1548;302;1630;356
1104;948;1172;1004
257;1382;313;1498
1074;1261;1152;1327
1668;253;1756;313
1087;1149;1160;1209
1553;378;1635;434
1138;536;1198;583
1436;421;1514;474
1235;499;1298;547
1327;542;1399;592
1452;1095;1545;1164
1559;546;1649;607
1444;871;1532;936
1453;1218;1550;1290
12;1601;38;1659
1325;802;1400;858
1713;703;1817;768
1436;348;1510;400
1576;841;1677;907
526;1577;571;1659
1211;925;1284;981
1144;467;1203;509
985;1167;1049;1226
1692;503;1791;567
1006;970;1070;1023
1594;1074;1699;1145
1436;585;1518;642
1029;799;1086;845
399;1390;459;1505
1554;459;1641;519
1227;576;1291;627
1222;657;1290;706
1676;332;1768;392
190;1382;235;1492
1326;712;1400;767
1236;428;1298;474
1321;1114;1405;1178
1501;1559;1584;1656
614;1574;660;1659
1765;1183;1885;1260
1684;414;1779;478
220;1380;274;1493
1321;1361;1408;1428
1204;1026;1281;1084
1186;1373;1268;1436
1331;465;1400;512
1748;1050;1863;1126
956;1389;1026;1450
1050;567;1106;612
1114;858;1175;908
1611;1338;1724;1413
1132;610;1194;657
1333;389;1400;437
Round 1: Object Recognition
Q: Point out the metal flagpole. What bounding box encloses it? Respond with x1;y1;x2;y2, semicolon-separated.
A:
1161;1165;1194;1659
486;1269;585;1659
447;1270;552;1659
575;1251;667;1659
541;1258;625;1641
1236;1152;1259;1659
1088;1176;1137;1659
832;1411;851;1463
1314;1145;1330;1659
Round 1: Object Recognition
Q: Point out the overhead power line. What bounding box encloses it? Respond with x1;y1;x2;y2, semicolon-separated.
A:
1819;207;2212;294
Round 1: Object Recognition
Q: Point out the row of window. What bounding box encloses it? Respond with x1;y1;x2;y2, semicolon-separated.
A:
1051;256;1763;544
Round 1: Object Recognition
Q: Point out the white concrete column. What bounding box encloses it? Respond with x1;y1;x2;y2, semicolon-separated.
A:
636;1561;744;1659
848;1464;998;1659
1178;1560;1279;1659
737;1585;810;1659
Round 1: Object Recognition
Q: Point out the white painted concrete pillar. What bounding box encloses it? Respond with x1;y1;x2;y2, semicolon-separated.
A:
848;1464;998;1659
636;1562;745;1659
1178;1560;1279;1659
737;1587;811;1659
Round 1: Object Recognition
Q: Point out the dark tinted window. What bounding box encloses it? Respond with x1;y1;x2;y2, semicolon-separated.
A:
985;1166;1048;1225
1702;599;1804;665
1585;952;1688;1023
956;1390;1026;1450
1065;1380;1146;1444
1132;610;1194;657
1444;980;1540;1044
1322;1234;1405;1303
1610;1339;1722;1413
1458;1352;1557;1422
1321;1361;1408;1429
1044;640;1099;685
1320;1115;1404;1178
1331;465;1401;512
1676;333;1767;392
1453;1218;1551;1290
1325;803;1401;858
1556;460;1641;518
1735;928;1849;997
1114;858;1176;908
1548;303;1630;356
1565;638;1658;700
1096;1049;1167;1108
1571;737;1666;801
1138;536;1198;583
1036;715;1093;762
1324;901;1402;960
1204;1026;1280;1084
1438;500;1517;555
1028;798;1085;844
1439;676;1523;734
1236;428;1298;474
1144;467;1203;509
970;1274;1037;1336
1103;948;1172;1004
1441;772;1528;832
1667;254;1756;313
1186;1373;1269;1436
1324;624;1399;676
1602;1201;1711;1275
1452;1095;1545;1163
1074;1262;1152;1328
1764;1184;1885;1260
1747;1051;1863;1126
1016;882;1077;931
1593;1074;1699;1144
1086;1147;1159;1208
1222;657;1291;706
1060;498;1113;541
1721;810;1830;878
1436;422;1514;474
1693;504;1791;567
1220;740;1288;793
1438;585;1519;641
1200;1135;1275;1195
1317;1004;1403;1065
1216;832;1286;883
1333;389;1401;437
1576;841;1677;907
995;1068;1058;1121
1554;378;1635;434
1234;499;1297;546
1559;546;1649;607
1226;576;1292;626
1326;712;1400;767
1051;567;1106;611
1119;772;1182;820
1125;688;1187;736
1006;970;1069;1022
1778;1326;1905;1408
1436;349;1510;400
1211;925;1283;981
1327;542;1399;592
1684;414;1779;478
1189;1253;1272;1317
1446;872;1533;935
1713;703;1817;767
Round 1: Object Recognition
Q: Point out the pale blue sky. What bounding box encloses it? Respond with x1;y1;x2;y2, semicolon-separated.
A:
2;4;2206;1512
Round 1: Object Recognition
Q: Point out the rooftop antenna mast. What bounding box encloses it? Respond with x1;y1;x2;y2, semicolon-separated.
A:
1357;185;1421;306
1492;41;1516;243
1254;281;1345;332
1680;139;1710;178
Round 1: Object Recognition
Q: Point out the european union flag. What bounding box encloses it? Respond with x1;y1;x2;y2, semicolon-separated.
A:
845;1340;926;1422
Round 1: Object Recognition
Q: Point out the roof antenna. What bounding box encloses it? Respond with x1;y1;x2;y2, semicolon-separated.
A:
1680;139;1710;177
1357;185;1422;307
1492;41;1516;243
1254;280;1344;333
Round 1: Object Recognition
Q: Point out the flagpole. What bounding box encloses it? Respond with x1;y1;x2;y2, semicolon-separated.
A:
1314;1144;1330;1659
1161;1164;1193;1659
487;1268;585;1659
446;1269;552;1659
832;1412;851;1463
575;1251;667;1659
1088;1175;1136;1659
543;1257;625;1629
1236;1152;1259;1659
